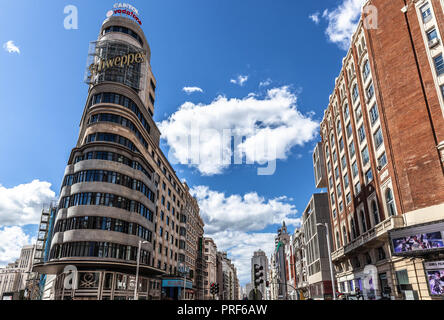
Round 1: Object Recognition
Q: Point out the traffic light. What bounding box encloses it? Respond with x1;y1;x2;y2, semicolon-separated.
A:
210;283;220;296
254;264;264;287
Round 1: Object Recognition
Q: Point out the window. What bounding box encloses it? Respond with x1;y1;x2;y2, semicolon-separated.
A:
427;28;438;42
331;134;335;146
339;201;344;212
369;104;379;125
363;60;371;80
355;105;362;121
349;141;356;158
342;226;348;245
366;82;374;100
327;160;331;173
344;173;350;189
386;188;397;216
350;217;357;239
326;146;330;159
346;123;353;138
331;194;336;206
433;54;444;76
339;137;344;151
337;120;342;134
335;166;340;180
374;127;384;149
355;181;361;194
358;125;366;143
360;210;367;233
346;192;351;204
344;104;350;120
377;247;386;261
329;176;333;189
361;146;370;166
333;150;338;163
341;155;347;170
371;200;380;225
378;152;388;169
337;184;342;198
336;231;341;248
420;3;432;23
365;169;373;184
352;85;359;102
352;161;358;178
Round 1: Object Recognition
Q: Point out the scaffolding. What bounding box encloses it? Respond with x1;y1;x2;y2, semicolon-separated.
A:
84;39;147;92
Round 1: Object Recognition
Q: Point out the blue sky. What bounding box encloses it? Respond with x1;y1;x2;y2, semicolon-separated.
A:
0;0;364;284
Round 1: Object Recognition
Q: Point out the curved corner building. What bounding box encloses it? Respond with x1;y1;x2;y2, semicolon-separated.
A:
34;13;166;300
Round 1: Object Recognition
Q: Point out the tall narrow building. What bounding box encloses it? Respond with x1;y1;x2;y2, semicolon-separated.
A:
317;0;444;300
34;7;202;300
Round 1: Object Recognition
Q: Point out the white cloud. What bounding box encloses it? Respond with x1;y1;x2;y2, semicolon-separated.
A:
190;186;300;234
0;226;32;267
230;75;249;86
311;0;365;50
191;185;301;285
182;86;203;94
309;12;321;24
210;231;277;285
259;78;272;87
3;40;20;54
0;180;56;226
158;86;319;175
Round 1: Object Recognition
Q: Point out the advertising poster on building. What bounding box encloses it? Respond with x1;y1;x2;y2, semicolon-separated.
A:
425;261;444;296
392;231;444;254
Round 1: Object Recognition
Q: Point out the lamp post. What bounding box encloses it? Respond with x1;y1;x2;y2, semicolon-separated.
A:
134;240;149;301
316;223;336;300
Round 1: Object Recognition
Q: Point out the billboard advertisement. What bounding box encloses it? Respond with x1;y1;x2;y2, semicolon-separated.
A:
389;220;444;256
425;261;444;296
392;231;444;254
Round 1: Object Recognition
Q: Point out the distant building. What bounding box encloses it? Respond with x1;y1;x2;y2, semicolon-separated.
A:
0;245;36;300
251;250;268;299
204;237;217;299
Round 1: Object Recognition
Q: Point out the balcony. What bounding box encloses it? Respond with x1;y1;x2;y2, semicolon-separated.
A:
331;215;404;261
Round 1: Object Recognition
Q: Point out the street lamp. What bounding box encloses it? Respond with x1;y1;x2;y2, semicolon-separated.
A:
134;240;149;301
316;223;336;300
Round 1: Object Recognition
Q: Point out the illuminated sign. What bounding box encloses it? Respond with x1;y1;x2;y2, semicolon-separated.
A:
107;3;142;25
389;220;444;256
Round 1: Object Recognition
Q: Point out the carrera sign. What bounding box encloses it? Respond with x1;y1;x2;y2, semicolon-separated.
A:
109;3;142;25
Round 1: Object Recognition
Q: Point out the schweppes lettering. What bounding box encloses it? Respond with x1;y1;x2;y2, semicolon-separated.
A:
88;52;146;79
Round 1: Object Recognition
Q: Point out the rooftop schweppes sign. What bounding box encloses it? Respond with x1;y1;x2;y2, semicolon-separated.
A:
87;51;146;81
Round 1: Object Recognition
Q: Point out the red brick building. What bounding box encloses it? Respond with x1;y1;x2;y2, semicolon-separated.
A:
317;0;444;300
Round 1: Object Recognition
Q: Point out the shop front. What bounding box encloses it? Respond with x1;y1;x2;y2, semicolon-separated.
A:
161;277;193;300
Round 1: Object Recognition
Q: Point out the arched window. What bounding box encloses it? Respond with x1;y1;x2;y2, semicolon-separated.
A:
363;60;371;80
344;104;350;120
360;210;367;233
372;200;380;225
352;85;359;102
350;217;357;240
336;231;341;249
342;226;348;245
386;188;397;216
